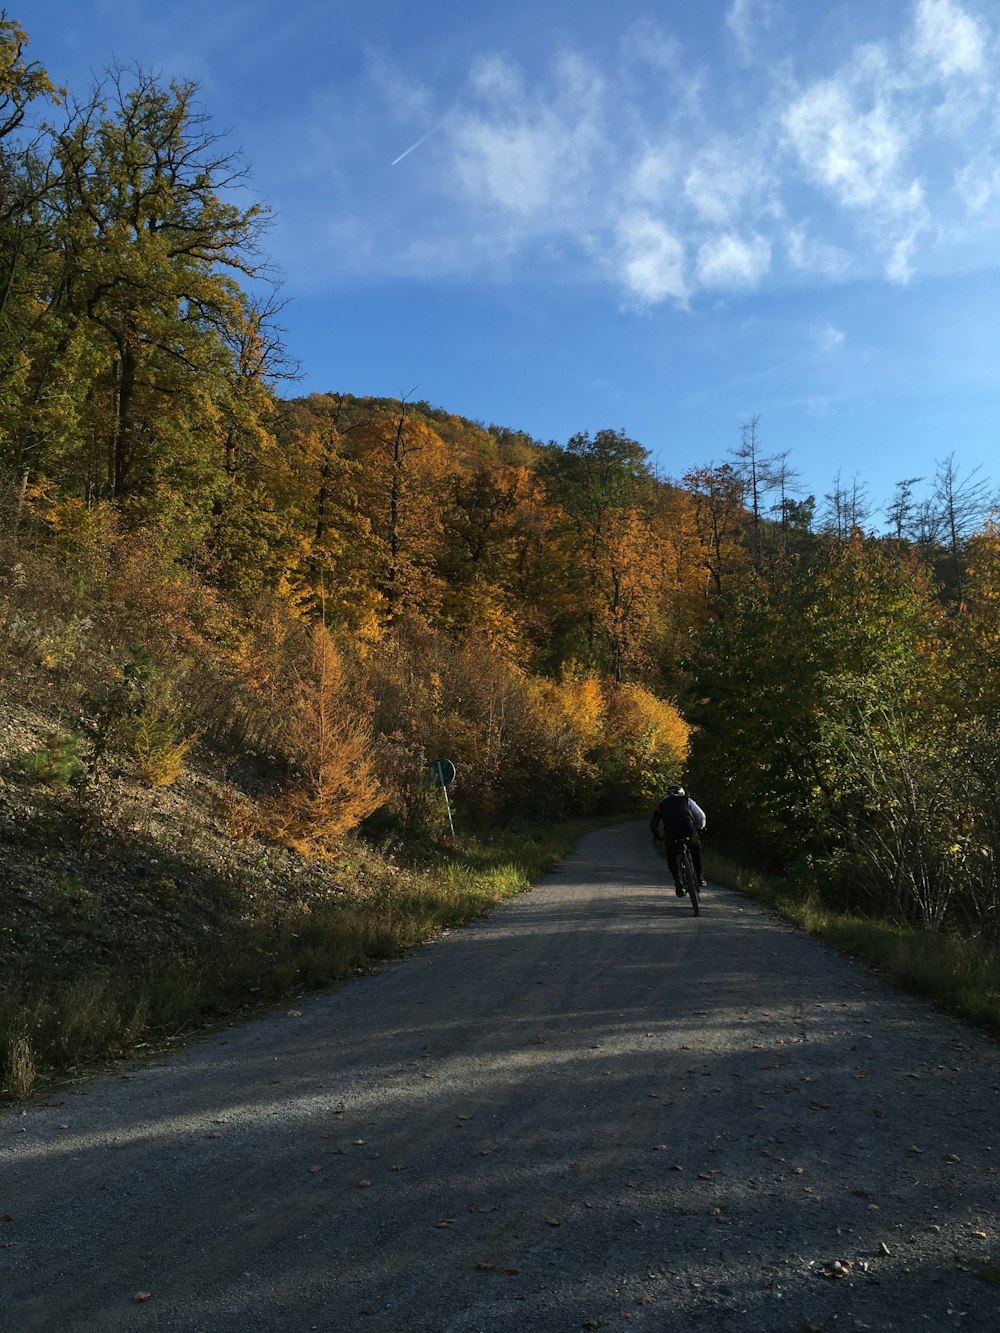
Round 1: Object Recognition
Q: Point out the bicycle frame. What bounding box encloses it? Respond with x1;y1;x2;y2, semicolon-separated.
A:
673;838;700;917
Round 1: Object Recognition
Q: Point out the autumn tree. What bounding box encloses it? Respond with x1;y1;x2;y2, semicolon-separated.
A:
730;414;773;570
690;533;949;875
29;66;277;535
267;625;381;857
932;452;991;604
540;429;659;677
438;461;535;653
884;476;923;543
822;470;871;539
0;16;62;510
344;397;452;628
681;462;748;609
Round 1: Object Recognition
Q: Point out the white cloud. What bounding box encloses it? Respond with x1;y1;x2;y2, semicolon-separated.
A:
726;0;753;45
784;74;910;211
955;154;1000;213
621;18;683;74
725;0;773;61
911;0;986;78
470;54;525;102
616;213;688;305
620;18;705;120
448;53;606;220
318;3;1000;305
782;49;935;281
684;137;771;224
629;145;678;206
786;225;852;277
365;50;433;123
451;119;562;217
696;233;772;288
886;226;920;283
816;322;846;352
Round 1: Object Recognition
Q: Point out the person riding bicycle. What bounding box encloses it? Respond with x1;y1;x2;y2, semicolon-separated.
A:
651;784;707;896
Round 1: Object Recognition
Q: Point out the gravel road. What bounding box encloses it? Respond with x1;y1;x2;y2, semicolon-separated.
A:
3;821;999;1332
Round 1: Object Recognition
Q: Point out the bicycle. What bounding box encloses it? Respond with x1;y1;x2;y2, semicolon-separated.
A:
672;837;700;917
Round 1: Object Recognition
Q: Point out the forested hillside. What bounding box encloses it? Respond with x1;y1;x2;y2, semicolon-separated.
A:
2;10;999;959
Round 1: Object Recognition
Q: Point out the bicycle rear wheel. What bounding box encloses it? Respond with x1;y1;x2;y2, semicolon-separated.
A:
680;845;700;916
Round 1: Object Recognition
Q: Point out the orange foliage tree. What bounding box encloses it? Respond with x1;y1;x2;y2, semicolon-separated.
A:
267;626;381;857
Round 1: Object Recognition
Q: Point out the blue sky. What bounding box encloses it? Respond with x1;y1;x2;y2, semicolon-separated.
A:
21;0;1000;521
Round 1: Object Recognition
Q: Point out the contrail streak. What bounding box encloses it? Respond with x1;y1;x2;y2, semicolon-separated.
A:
391;124;440;166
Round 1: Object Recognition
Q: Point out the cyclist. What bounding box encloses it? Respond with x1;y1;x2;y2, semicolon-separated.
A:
651;784;707;896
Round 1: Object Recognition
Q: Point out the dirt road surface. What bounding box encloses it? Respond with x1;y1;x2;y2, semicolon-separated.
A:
3;822;999;1332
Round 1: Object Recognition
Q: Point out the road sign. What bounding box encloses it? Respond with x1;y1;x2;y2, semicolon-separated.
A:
430;759;456;835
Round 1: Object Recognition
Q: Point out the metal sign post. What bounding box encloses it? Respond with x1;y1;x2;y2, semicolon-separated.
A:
430;758;456;836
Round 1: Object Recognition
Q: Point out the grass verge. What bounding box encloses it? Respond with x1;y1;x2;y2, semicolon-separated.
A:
0;818;599;1103
704;850;1000;1039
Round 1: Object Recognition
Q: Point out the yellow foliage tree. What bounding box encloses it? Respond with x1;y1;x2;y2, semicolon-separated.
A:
597;682;691;804
267;627;381;856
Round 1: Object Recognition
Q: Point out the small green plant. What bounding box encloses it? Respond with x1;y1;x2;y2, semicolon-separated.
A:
87;646;192;785
146;877;177;904
20;731;89;788
46;874;98;917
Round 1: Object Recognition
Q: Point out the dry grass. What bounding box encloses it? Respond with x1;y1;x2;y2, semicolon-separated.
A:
0;819;589;1101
